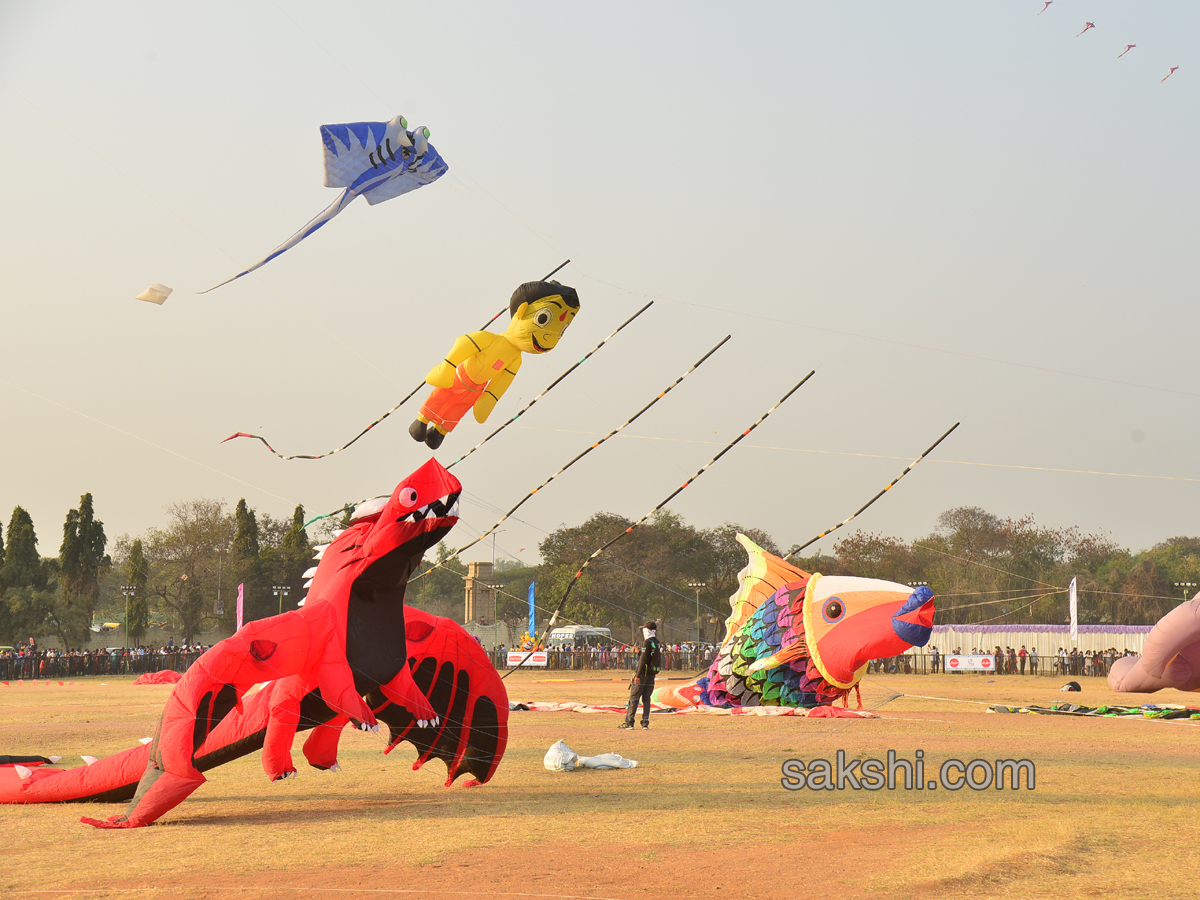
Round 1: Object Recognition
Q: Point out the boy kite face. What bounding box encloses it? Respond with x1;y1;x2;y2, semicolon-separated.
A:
506;295;579;354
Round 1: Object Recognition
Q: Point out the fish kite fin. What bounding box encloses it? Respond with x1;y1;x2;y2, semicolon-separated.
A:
747;643;807;674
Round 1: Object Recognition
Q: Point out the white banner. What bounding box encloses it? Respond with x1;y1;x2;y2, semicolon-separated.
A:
1069;576;1078;641
507;650;549;668
945;654;995;672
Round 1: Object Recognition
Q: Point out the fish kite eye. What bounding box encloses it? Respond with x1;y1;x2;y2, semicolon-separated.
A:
535;309;553;327
822;597;844;623
398;487;419;508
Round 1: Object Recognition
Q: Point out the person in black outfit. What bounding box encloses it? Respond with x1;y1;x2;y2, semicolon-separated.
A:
619;621;661;729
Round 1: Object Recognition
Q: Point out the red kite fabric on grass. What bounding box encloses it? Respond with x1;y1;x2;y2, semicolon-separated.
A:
133;671;183;685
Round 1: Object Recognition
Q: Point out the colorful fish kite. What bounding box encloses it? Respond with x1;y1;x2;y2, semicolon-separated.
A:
1077;22;1095;37
1117;44;1136;59
654;536;935;709
202;115;447;293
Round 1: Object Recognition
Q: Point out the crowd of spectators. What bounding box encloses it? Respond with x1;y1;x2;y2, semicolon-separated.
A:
493;640;718;672
869;645;1139;677
0;640;213;680
2;636;1141;680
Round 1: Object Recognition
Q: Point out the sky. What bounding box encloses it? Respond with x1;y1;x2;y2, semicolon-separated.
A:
1;1;1198;573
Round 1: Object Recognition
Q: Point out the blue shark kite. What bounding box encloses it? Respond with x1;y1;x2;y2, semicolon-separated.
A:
200;115;447;293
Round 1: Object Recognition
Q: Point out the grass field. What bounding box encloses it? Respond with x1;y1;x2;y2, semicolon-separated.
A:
2;672;1199;900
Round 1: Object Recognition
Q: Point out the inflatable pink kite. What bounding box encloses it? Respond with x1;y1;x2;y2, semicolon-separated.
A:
1108;596;1200;694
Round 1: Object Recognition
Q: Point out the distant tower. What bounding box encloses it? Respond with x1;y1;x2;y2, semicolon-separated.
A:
464;561;496;624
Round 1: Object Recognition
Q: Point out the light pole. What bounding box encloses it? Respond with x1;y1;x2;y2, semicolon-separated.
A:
121;585;135;649
688;582;705;648
1175;582;1197;601
273;585;290;615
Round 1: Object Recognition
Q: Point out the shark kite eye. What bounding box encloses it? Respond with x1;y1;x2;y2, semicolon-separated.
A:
822;598;844;623
535;309;553;327
398;487;419;508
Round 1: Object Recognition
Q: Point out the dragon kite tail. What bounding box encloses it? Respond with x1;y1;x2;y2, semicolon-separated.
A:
0;743;152;807
374;608;508;787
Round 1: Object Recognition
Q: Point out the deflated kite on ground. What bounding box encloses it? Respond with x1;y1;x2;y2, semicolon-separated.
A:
0;460;508;827
655;535;936;709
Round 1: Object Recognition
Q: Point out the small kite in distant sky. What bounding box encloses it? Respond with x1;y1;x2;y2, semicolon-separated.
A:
1037;1;1052;15
1117;44;1136;59
1077;22;1095;37
135;284;173;305
1162;66;1179;82
201;115;447;293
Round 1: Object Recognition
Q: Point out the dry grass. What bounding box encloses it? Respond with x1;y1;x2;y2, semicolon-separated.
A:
2;672;1199;900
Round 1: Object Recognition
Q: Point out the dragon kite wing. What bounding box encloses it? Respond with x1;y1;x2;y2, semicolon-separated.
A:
373;608;509;786
201;115;447;293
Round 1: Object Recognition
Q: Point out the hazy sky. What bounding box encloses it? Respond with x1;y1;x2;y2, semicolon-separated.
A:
2;1;1197;572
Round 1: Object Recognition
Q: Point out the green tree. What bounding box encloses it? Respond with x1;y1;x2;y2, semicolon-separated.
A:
409;542;468;620
253;505;311;619
58;493;109;646
126;538;150;644
0;511;8;642
143;499;233;643
1;507;51;645
1;507;47;592
233;499;260;558
60;494;108;605
537;510;727;644
227;499;262;629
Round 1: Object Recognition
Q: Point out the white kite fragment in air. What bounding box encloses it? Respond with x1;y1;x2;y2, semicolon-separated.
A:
135;284;173;305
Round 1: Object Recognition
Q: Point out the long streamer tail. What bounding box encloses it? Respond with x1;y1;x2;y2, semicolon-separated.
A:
200;188;357;293
220;262;572;465
410;334;732;587
786;421;960;559
504;373;814;678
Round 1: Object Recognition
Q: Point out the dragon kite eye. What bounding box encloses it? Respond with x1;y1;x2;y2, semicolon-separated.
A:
822;598;844;623
398;487;419;508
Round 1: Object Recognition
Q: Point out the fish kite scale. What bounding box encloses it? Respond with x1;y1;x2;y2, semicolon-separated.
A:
0;459;508;827
655;536;936;709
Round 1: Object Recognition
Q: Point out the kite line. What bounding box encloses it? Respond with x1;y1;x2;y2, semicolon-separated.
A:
407;334;734;585
503;373;815;679
221;260;571;460
445;301;653;469
785;421;960;560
